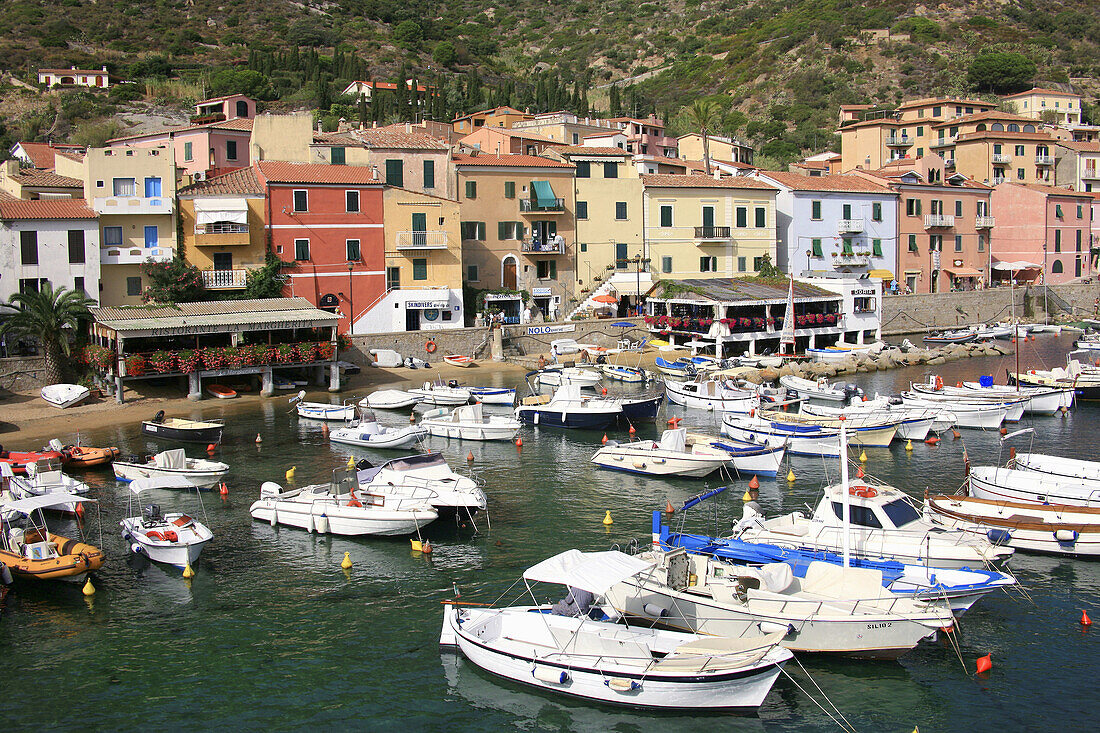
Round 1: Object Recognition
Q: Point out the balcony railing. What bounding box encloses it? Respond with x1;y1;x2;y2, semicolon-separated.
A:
93;196;173;215
975;216;996;229
521;239;565;254
1035;155;1054;165
694;226;731;239
992;177;1007;186
100;246;173;265
1084;168;1100;180
833;253;870;267
195;231;250;247
930;136;956;149
924;214;955;228
395;230;449;249
992;153;1012;164
884;136;913;147
837;219;864;233
201;268;249;289
519;197;566;213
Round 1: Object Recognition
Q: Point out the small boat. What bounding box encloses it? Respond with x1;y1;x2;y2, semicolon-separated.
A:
695;436;787;477
443;354;475;368
1012;452;1100;483
60;443;121;468
591;428;733;478
615;393;664;423
329;412;427;449
466;387;516;405
361;389;423;410
272;375;297;391
0;447;65;476
908;378;1027;422
926;494;1100;558
515;384;621;430
722;414;841;457
597;363;648;383
206;383;238;399
957;378;1072;414
409;380;473;406
291;391;358;421
755;409;899;447
800;402;936;441
534;366;602;388
420;403;522;442
8;459;91;515
654;357;697;379
113;448;229;489
439;550;793;711
355;452;487;521
968;466;1100;508
779;375;863;405
142;411;224;444
0;492;104;582
369;348;403;368
805;341;885;363
120;477;213;569
923;328;977;345
41;383;90;409
665;377;758;412
895;394;1007;430
1009;360;1100;401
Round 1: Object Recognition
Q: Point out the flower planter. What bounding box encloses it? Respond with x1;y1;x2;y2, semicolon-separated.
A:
177;350;199;373
148;350;176;374
125;354;146;377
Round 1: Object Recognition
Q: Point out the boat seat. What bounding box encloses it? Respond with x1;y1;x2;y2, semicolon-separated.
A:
522;395;552;406
801;561;889;600
8;528;24;555
768;525;811;537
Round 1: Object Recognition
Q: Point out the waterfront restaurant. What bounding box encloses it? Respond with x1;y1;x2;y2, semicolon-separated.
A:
643;276;880;357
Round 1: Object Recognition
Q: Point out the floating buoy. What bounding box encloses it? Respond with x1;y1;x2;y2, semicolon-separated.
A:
219;482;229;497
421;540;433;554
410;539;423;552
905;439;913;451
925;437;940;445
206;443;217;453
340;551;353;570
1011;337;1016;344
321;422;328;434
628;424;636;435
1083;610;1093;627
976;654;992;674
603;510;613;525
285;466;296;481
601;434;608;445
861;395;868;402
952;429;961;440
1009;446;1016;460
255;433;262;443
857;466;865;479
74;502;85;518
182;563;195;579
601;387;608;395
787;468;796;482
410;414;417;424
859;450;868;463
742;490;753;502
466;451;474;462
347;455;356;470
82;578;95;596
515;437;523;447
749;475;760;490
665;499;674;514
999;427;1008;436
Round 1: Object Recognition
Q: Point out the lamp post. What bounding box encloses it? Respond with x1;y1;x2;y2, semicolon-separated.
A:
805;249;811;277
347;261;355;335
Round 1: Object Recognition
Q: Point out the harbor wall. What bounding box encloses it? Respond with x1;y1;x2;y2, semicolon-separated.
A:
0;355;47;391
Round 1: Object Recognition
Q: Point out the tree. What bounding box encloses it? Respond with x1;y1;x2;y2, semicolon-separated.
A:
240;252;289;299
683;99;723;175
209;69;274;100
967;52;1036;94
755;253;784;279
393;20;423;49
1;283;95;385
432;41;457;68
140;257;207;303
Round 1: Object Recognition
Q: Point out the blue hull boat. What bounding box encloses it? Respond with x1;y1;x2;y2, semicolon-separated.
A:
618;394;664;423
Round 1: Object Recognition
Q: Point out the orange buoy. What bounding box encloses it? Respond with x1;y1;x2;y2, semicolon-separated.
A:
74;502;85;518
422;540;433;554
628;424;636;435
861;395;868;402
857;466;865;479
952;429;961;440
255;433;263;443
601;387;608;395
956;381;963;388
206;443;217;453
748;475;760;490
665;499;675;514
466;451;474;462
925;436;940;445
219;482;229;497
601;434;609;444
1000;427;1008;436
976;654;992;674
1083;610;1092;627
322;422;329;434
1011;337;1017;344
515;437;523;447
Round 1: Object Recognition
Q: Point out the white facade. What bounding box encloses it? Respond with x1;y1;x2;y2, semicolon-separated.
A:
797;276;883;344
0;219;101;303
39;67;109;89
352;287;464;334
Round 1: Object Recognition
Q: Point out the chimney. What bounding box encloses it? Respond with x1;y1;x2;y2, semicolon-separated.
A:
406;122;412;133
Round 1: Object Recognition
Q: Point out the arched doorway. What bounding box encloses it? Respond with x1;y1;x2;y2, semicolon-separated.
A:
502;255;517;290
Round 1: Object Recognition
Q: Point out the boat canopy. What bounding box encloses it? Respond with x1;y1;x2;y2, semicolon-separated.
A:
522;550;654;596
130;476;197;494
154;449;188;469
2;491;96;515
658;428;687;452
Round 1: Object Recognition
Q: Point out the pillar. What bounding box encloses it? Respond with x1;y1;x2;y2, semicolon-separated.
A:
328;362;341;393
114;375;125;404
314;364;325;387
261;368;274;397
187;372;202;401
491;327;504;361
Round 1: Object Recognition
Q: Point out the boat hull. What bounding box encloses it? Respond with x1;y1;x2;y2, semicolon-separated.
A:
721;419;840;457
141;422;224;444
927;494;1100;558
515;407;618;430
591;448;727;477
329;426;427;449
467;388;517;405
113;463;228;489
249;497;437;536
422;421;521;441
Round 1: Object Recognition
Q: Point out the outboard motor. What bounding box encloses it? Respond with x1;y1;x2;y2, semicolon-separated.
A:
142;504;162;525
152;410;166;423
447;379;459;388
355;458;376;470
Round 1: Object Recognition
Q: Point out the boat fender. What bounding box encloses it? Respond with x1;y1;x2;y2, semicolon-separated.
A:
532;666;569;684
130;543;145;555
758;621;795;636
605;678;641;692
1055;529;1079;543
986;529;1013;545
538;355;546;369
643;603;668;618
934;376;943;390
0;563;12;585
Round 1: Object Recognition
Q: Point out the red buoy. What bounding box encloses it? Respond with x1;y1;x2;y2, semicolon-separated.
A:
976;654;992;674
219;482;229;497
1000;427;1008;436
601;387;608;395
206;443;217;453
466;451;474;462
515;437;523;448
665;499;675;514
925;436;940;445
748;475;760;490
1083;610;1093;627
74;502;85;518
601;434;609;444
422;540;433;554
628;424;636;434
952;429;961;440
857;466;865;479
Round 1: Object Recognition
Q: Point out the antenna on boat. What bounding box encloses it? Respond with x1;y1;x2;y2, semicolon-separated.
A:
838;415;851;568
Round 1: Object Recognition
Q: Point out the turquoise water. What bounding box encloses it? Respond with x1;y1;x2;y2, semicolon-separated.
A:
2;336;1098;731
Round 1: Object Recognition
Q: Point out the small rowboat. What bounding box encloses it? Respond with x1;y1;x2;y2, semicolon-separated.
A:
41;383;90;409
443;354;475;368
63;445;121;468
0;449;66;476
206;384;238;399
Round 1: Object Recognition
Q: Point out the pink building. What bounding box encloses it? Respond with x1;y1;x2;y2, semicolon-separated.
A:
606;115;679;158
107;118;254;179
193;95;256;123
990;183;1094;284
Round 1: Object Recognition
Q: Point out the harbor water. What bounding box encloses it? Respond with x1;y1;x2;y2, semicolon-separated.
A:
2;335;1098;731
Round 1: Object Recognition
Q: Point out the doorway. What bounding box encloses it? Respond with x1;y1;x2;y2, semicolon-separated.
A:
213;252;233;270
503;257;517;290
406;307;421;331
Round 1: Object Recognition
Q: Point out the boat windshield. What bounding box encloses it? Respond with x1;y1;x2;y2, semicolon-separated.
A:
387;453;447;471
880;499;921;528
830;502;882;528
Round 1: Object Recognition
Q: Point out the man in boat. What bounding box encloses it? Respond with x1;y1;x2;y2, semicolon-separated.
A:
551;586;595;617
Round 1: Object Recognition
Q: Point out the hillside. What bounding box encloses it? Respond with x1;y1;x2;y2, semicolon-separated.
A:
2;0;1100;165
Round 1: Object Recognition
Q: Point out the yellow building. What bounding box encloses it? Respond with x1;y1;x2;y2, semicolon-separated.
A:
510;112;619;146
954;130;1058;185
1001;88;1084;126
641;174;778;280
177;167;268;291
452;106;534;136
0;160;84;200
84;145;177;305
676;133;755;165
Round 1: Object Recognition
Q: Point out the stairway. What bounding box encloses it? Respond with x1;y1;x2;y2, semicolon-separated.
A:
565;279;618;321
566;272;655;321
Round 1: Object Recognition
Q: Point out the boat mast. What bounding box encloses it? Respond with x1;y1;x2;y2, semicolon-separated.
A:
780;274;796;356
839;416;850;568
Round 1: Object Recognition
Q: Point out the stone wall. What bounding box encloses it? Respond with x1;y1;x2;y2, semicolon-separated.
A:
882;288;1032;336
1039;282;1100;318
0;356;47;391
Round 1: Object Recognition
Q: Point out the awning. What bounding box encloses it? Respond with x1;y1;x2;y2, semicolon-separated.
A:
867;269;894;280
530;180;557;209
2;491;96;515
195;197;249;226
944;266;983;277
523;550;654;595
992;260;1041;271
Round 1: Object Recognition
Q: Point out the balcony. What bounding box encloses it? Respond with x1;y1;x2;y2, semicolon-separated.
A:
884;135;913;147
1035;155;1054;166
929;136;956;149
521;239;565;255
833;253;870;267
93;196;173;216
1084;168;1100;180
395;230;450;250
201;268;250;289
992;177;1007;186
924;214;955;228
837;219;864;234
992;153;1012;164
100;246;173;265
519;197;566;213
195;230;250;247
975;216;996;229
694;226;731;240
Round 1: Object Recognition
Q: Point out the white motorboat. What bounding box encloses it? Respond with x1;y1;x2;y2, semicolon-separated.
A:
597;364;648;383
120;476;214;569
734;481;1013;568
535;365;602;388
665;377;758;412
329;413;427;449
1009;359;1100;401
960;380;1072;414
7;459;91;514
361;389;423;410
420;403;521;442
722;414;841;457
590;428;732;478
908;378;1027;422
355;452;487;519
40;383;90;409
1012;452;1100;482
968;466;1100;508
605;547;953;659
926;494;1100;558
799;402;936;441
896;394;1007;430
113;449;229;489
292;391;358;421
467;387;517;405
698;435;787;477
250;472;438;536
439;550;792;711
409;380;473;406
515;384;622;430
755;409;899;448
779;375;863;405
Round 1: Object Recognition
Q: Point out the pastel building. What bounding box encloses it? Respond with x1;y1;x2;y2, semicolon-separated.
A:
606;115;679;158
192;94;256;123
990;183;1094;284
677;133;755;166
108;117;254;179
1054;140;1100;192
452;106;534;135
38;66;109;89
1001;88;1084;126
0;195;100;303
511;112;619;146
311;124;454;199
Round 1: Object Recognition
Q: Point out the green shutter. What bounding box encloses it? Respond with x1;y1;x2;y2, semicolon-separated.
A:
872;202;881;221
331;147;346;165
908;234;918;252
412;258;427;280
504;181;515;199
660;206;672;227
1056;204;1063;218
755;207;765;228
465;180;477;199
842;204;851;219
549;260;557;279
385;159;403;187
872;239;882;256
478;222;486;241
812;201;821;219
842;238;853;255
812;238;822;257
423;160;435;188
736;207;747;227
498;221;507;240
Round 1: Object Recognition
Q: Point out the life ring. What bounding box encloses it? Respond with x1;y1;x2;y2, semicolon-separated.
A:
863;488;878;498
163;530;179;543
347;496;363;508
425;340;437;354
538;355;547;369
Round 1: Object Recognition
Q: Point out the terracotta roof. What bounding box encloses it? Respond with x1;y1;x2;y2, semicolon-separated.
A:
196;94;251;105
641;174;777;190
556;146;632;156
452;154;573;168
179;166;264;196
1056;140;1100;153
838;118;903;131
873;170;992;191
605;116;665;126
452;106;528;122
955;130;1057;143
55;149;86;163
346;80;432;93
39;68;106;74
107;117;253;144
256;160;382;185
931;110;1040;128
316;126;449;151
1008;182;1093;198
897;97;993;110
7;169;84;188
13;142;85;169
757;171;895;193
1002;88;1081;99
0;198;97;220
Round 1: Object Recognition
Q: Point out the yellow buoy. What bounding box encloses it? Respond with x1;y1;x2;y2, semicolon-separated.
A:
182;563;195;579
285;466;296;481
602;510;613;525
787;468;796;482
82;578;95;596
340;551;353;570
905;439;913;451
410;539;423;552
347;455;356;470
859;450;868;463
742;490;753;502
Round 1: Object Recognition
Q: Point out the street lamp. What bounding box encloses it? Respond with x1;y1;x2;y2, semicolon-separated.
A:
347;261;355;335
805;249;811;276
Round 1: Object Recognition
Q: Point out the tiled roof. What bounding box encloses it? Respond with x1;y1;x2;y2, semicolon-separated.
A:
897;97;993;110
0;198;96;221
256;160;382;185
556;146;632;156
316;126;449;150
13;141;85;169
39;68;106;74
452;154;574;168
1009;182;1094;198
870;170;992;191
107;117;253;144
179;166;264;196
641;174;777;190
1002;87;1081;99
7;169;84;188
757;171;895;193
1056;140;1100;153
55;149;86;163
452;106;528;122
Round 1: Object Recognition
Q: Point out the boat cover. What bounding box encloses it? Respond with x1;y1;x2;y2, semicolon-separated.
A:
658;428;687;453
2;491;96;514
130;475;197;494
523;550;654;596
155;449;187;469
453;403;483;422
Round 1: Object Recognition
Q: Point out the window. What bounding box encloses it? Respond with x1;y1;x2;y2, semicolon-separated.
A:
906;198;922;216
1052;259;1063;274
955;200;963;217
872;239;882;257
346;239;361;261
74;277;85;297
112;177;136;196
603;162;618;178
908;234;918;253
978;235;985;252
19;278;39;294
412;258;427;281
385;160;403;187
661;256;672;273
929;234;942;252
293;190;308;212
576;201;588;219
226;140;238;161
615;202;627;220
811;200;822;220
1017;168;1025;180
1055;204;1063;219
294;239;310;260
144;177;162;197
183;141;193;161
423;160;435;188
1015;145;1025;156
755;207;766;228
579;243;587;252
67;230;85;263
842;204;852;220
504;181;515;199
386;266;400;291
977;200;989;216
346;190;360;213
1077;230;1083;251
872;202;882;221
700;256;718;272
572;133;579;144
1078;205;1084;219
126;277;142;297
20;231;37;265
660;205;673;228
933;106;941;117
467;264;479;282
841;238;853;255
929;199;942;215
736;207;747;228
536;260;557;279
955;235;963;252
461;222;486;240
1054;230;1061;252
993;143;1002;154
498;222;523;240
812;238;822;257
916;126;924;136
103;226;123;246
331;146;345;165
575;161;591;178
753;256;764;271
465;180;477;199
737;256;746;272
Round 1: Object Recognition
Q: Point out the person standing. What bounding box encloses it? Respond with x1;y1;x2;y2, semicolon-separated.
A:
522;304;532;324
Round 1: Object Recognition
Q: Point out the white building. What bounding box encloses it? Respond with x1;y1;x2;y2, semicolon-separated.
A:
0;197;100;303
38;66;109;89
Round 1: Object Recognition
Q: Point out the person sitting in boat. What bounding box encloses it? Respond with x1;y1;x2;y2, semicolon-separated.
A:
551;586;594;617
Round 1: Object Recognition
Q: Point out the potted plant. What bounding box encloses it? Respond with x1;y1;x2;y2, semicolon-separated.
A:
316;341;335;360
124;353;146;377
276;343;298;363
81;344;112;371
202;347;227;370
177;350;199;373
148;350;176;373
298;341;318;362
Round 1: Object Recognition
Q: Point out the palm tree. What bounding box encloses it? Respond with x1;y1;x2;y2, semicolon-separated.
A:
1;283;95;385
684;99;723;176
